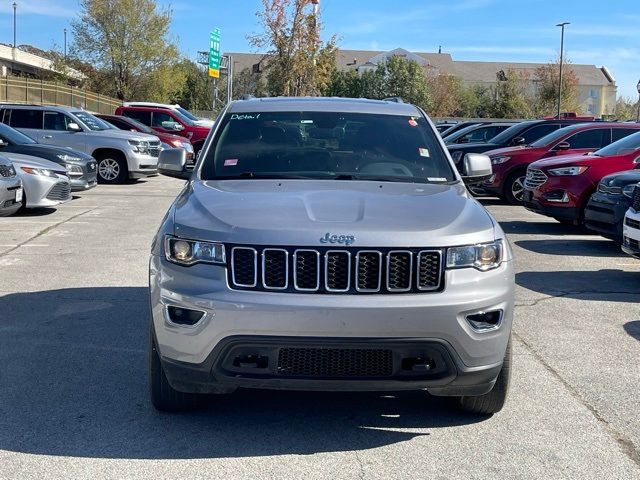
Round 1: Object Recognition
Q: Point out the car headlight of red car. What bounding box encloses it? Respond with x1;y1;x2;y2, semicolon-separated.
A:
547;166;589;176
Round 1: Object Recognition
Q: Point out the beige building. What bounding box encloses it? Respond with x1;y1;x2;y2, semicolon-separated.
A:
226;47;617;117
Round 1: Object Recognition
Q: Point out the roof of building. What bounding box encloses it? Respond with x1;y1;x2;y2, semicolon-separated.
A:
225;48;614;87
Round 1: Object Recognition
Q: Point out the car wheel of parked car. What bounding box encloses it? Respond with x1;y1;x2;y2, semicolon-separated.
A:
458;335;511;415
96;153;128;184
149;325;204;412
504;170;527;205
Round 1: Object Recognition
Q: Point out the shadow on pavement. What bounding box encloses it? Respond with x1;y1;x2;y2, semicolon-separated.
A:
516;269;640;301
514;239;624;258
0;287;486;460
623;321;640;341
13;207;58;217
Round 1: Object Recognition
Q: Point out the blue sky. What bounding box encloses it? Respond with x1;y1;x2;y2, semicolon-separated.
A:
2;0;639;98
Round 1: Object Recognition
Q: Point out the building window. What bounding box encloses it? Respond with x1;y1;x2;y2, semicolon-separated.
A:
590;89;598;99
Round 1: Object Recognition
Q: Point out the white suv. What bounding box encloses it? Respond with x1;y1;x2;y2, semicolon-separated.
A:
0;105;161;184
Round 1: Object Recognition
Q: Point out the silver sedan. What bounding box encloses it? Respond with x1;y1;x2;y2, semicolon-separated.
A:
6;153;71;209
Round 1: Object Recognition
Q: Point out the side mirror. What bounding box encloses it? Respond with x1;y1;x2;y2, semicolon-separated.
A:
173;123;185;131
158;148;190;180
68;122;81;132
461;153;492;185
510;136;525;146
554;141;570;151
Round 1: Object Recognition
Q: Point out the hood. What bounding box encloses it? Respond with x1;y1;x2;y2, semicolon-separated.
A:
158;132;190;144
484;145;535;157
600;169;640;187
5;152;67;172
530;152;606;170
173;180;497;248
94;129;159;142
4;144;93;163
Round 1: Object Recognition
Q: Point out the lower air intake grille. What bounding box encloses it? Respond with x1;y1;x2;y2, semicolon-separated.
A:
277;347;393;377
46;182;71;201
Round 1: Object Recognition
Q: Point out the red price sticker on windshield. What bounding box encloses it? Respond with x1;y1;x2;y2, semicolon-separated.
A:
224;158;238;166
408;118;418;127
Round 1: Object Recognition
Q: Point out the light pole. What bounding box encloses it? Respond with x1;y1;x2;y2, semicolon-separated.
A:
556;22;570;118
636;80;640;122
64;28;67;59
13;2;17;49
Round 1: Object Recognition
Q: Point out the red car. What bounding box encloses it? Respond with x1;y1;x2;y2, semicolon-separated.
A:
484;123;640;204
522;131;640;224
114;105;211;157
97;114;195;163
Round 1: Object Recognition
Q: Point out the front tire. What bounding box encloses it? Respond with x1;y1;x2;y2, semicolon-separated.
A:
96;153;128;184
459;336;512;415
503;170;527;205
149;326;203;411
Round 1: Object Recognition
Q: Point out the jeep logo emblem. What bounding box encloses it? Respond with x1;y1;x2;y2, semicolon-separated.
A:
320;233;355;246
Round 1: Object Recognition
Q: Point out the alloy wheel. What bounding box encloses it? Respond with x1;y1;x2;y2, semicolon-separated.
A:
511;176;525;202
99;158;120;181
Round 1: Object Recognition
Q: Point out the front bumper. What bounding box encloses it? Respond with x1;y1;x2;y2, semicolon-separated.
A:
523;189;580;221
622;209;640;259
21;174;71;208
150;254;514;395
70;176;97;191
584;192;629;240
126;152;159;178
0;177;22;216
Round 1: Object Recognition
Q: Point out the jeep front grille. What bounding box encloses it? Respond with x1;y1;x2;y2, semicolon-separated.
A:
632;187;640;212
0;165;15;177
228;246;443;294
277;347;393;377
524;168;547;189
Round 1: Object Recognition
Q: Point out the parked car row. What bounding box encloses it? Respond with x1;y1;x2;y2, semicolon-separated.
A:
0;101;215;216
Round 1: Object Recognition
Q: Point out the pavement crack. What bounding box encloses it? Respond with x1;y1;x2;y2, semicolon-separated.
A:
353;449;365;480
513;332;640;468
0;208;96;259
516;290;640;307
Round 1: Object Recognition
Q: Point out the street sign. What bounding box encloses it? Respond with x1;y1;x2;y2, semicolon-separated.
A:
208;28;221;78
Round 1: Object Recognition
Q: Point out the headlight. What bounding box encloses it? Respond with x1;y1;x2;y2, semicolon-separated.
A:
182;142;194;152
547;166;588;176
623;184;637;198
57;154;84;162
65;164;84;176
170;139;184;148
164;235;225;266
20;166;56;177
491;156;510;165
450;151;463;163
128;139;150;154
447;240;504;271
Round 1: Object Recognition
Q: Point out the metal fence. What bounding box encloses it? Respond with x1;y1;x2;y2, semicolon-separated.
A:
0;76;121;114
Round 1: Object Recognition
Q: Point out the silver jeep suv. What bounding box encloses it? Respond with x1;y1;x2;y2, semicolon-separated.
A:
149;98;514;414
0;105;160;184
0;154;22;216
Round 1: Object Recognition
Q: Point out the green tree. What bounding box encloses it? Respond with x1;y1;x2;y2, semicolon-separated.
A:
491;69;534;118
614;96;639;121
71;0;178;100
249;0;337;96
427;74;462;117
534;59;581;116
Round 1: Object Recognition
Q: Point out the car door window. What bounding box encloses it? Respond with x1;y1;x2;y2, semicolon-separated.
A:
152;112;179;129
105;117;129;130
564;129;606;149
520;124;560;144
123;110;152;126
612;128;640;142
43;111;73;131
8;109;43;129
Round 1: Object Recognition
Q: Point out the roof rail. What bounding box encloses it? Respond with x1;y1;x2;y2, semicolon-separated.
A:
239;94;256;100
383;97;404;103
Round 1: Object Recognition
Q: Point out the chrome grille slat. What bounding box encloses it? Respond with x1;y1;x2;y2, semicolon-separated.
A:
262;248;288;290
293;249;320;291
0;165;15;178
231;247;258;287
632;187;640;212
524;168;548;189
227;246;443;294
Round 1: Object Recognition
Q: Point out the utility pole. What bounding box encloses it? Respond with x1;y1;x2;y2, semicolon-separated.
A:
556;22;570;118
13;2;17;48
636;80;640;122
64;28;67;59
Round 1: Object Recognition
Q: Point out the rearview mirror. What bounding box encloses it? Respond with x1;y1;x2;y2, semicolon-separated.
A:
461;153;492;185
510;136;525;146
158;148;191;180
555;141;570;151
68;122;81;132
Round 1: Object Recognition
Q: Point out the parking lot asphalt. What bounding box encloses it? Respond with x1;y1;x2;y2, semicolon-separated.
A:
0;177;639;480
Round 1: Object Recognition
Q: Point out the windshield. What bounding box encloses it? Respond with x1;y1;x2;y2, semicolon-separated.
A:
529;124;586;148
120;116;155;134
0;122;37;144
444;124;484;143
489;121;537;145
71;111;113;131
595;131;640;157
176;107;199;121
201;111;456;183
